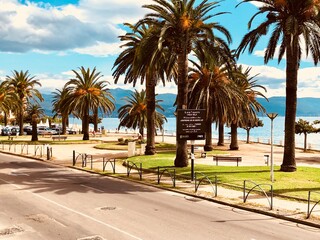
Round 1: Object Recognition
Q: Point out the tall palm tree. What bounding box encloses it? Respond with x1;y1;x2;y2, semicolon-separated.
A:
27;103;45;141
236;0;320;172
113;23;176;155
188;42;237;151
118;89;166;138
5;70;43;135
228;65;266;150
141;0;232;167
63;67;115;140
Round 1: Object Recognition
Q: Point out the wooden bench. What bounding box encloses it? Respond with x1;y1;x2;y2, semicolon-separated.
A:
213;156;242;166
52;136;67;141
91;132;102;137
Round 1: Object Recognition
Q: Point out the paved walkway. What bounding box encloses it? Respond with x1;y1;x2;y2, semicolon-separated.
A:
1;133;320;228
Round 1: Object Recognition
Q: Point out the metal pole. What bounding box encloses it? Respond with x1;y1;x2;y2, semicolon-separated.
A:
267;113;277;183
270;118;274;182
191;140;195;181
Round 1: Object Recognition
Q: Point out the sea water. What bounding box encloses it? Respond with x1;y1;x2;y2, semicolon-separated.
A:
69;116;320;150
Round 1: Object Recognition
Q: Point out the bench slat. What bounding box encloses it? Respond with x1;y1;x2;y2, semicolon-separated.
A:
52;136;67;141
213;156;242;166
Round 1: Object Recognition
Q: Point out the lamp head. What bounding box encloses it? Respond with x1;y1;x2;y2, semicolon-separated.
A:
267;113;278;120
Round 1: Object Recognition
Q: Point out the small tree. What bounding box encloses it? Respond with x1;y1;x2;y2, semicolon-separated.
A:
295;119;320;152
242;118;264;143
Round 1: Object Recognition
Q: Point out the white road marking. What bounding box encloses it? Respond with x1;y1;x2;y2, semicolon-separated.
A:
0;177;143;240
81;184;105;193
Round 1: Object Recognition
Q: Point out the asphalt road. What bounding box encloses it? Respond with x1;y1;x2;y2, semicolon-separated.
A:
0;153;319;240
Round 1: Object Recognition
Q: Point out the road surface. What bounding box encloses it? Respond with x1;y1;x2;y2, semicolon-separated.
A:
0;153;319;240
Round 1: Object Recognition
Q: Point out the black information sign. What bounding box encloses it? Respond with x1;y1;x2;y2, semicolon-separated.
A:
177;109;206;140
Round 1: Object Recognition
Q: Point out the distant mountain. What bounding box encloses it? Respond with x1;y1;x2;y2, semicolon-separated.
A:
41;88;320;117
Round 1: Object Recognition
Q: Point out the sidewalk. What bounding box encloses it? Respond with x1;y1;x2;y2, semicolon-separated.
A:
1;133;320;228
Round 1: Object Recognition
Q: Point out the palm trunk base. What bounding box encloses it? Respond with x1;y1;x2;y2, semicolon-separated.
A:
83;134;89;140
204;145;213;151
217;142;224;146
229;144;239;150
145;145;156;155
280;164;296;172
174;140;188;167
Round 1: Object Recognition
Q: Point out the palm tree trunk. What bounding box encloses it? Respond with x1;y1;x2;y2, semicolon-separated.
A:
218;122;224;146
4;112;7;126
229;122;239;150
174;46;189;167
93;107;98;132
246;128;250;143
31;114;38;141
304;133;307;152
204;107;213;151
19;106;24;136
281;36;298;172
62;114;67;135
83;104;90;140
145;75;156;155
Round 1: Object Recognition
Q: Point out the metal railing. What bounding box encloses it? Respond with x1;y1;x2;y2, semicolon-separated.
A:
243;180;273;210
195;172;217;197
157;167;176;187
307;191;320;219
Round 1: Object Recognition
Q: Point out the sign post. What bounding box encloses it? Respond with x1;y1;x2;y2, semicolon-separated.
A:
177;109;205;181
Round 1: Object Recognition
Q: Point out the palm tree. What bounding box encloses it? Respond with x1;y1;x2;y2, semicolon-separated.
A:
5;70;43;135
236;0;320;171
113;23;176;155
141;0;232;167
0;81;18;126
228;65;266;150
188;42;237;151
242;118;264;144
52;87;70;135
63;67;115;140
118;89;166;138
295;119;320;152
27;104;45;141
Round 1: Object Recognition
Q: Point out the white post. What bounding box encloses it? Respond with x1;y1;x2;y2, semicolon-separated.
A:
267;113;278;183
270;119;274;182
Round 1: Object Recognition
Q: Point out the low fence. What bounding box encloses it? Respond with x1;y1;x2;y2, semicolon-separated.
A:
71;155;291;215
0;142;52;160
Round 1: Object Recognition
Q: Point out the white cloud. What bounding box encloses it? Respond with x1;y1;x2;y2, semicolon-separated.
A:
241;64;320;98
73;41;123;57
254;39;314;63
0;0;148;55
106;74;178;95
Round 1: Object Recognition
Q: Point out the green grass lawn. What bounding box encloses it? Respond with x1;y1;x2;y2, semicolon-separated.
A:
128;152;320;201
94;141;177;151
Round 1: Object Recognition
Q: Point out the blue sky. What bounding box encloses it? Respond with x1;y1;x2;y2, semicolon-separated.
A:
0;0;319;98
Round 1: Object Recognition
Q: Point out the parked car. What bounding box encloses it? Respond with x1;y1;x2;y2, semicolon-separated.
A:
10;126;20;135
1;127;12;136
23;126;33;135
51;127;63;135
38;127;58;135
67;128;77;134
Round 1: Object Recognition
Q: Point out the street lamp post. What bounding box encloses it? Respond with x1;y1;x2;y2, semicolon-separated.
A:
267;113;278;182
